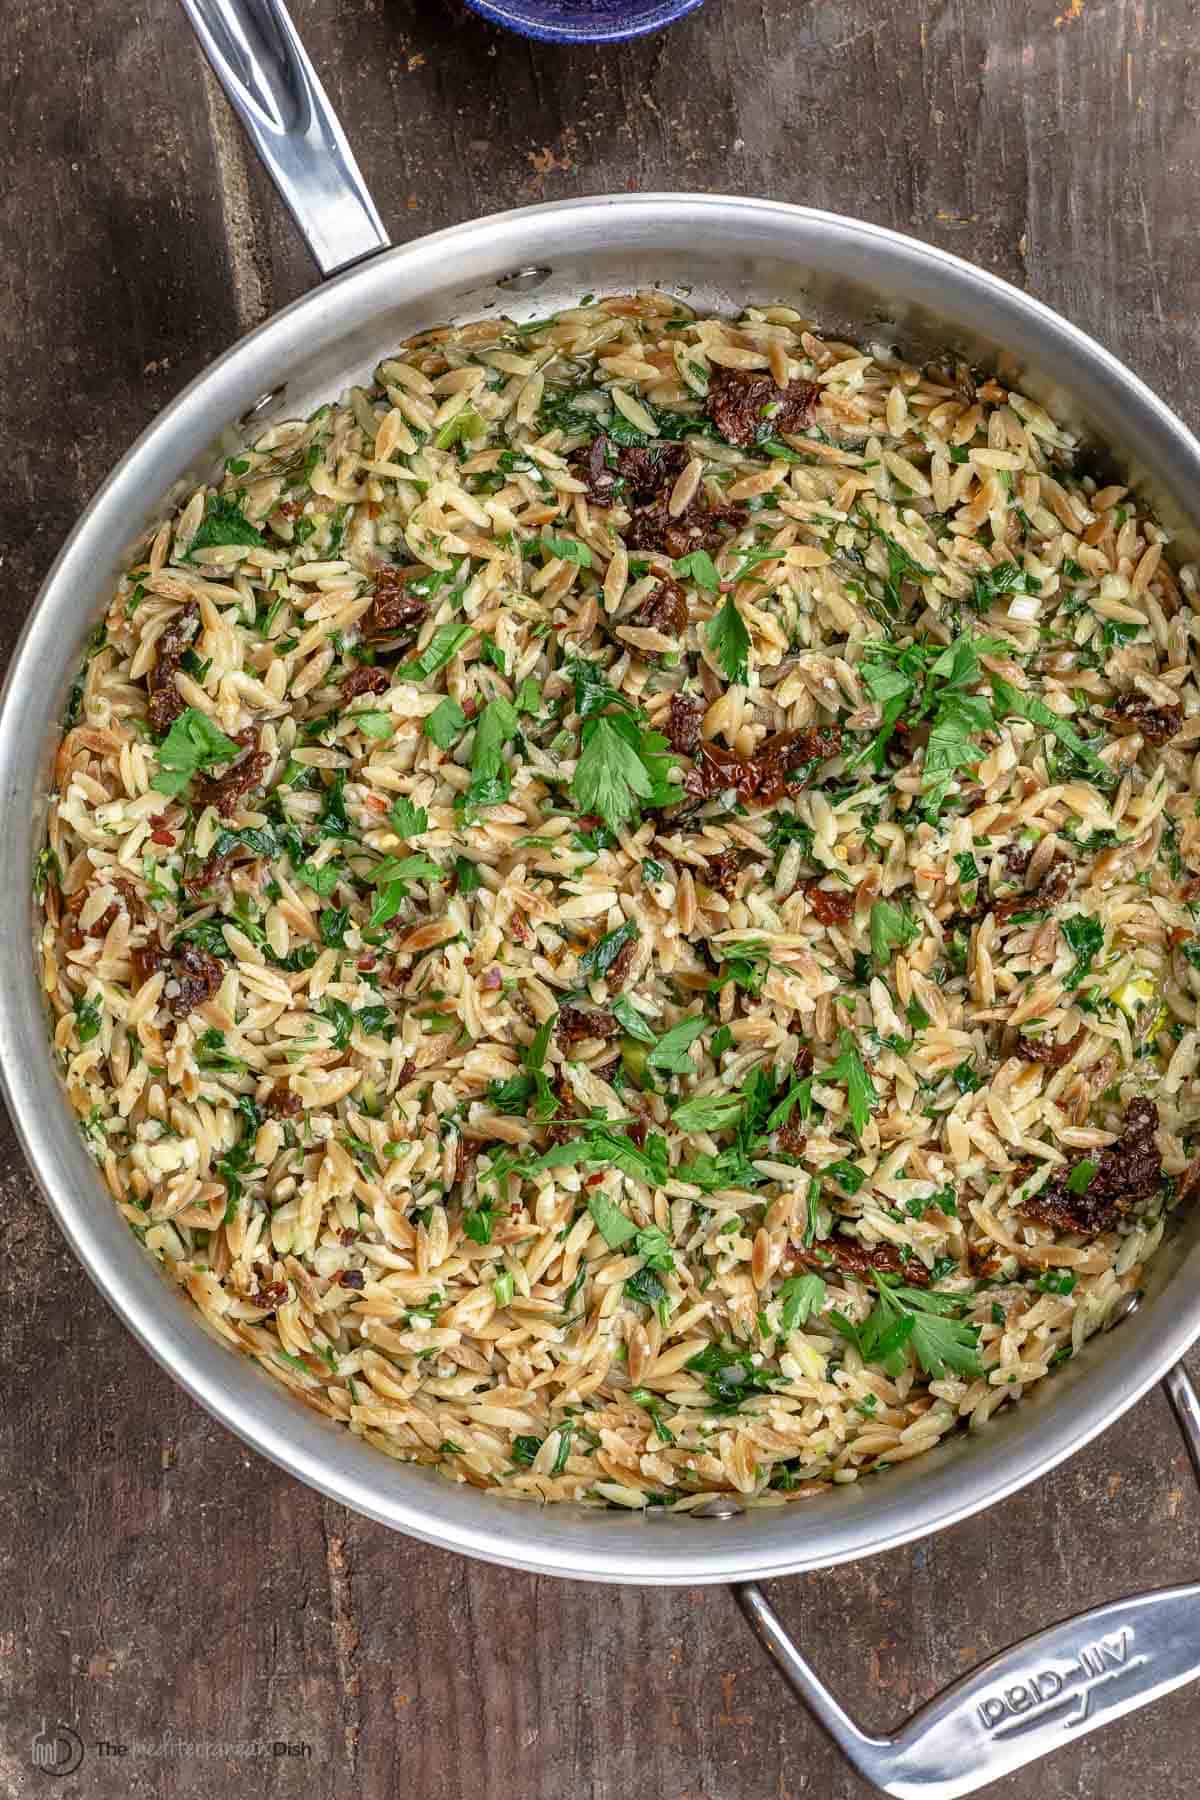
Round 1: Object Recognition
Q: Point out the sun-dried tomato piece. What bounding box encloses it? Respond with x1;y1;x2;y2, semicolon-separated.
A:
627;494;748;558
570;436;619;504
253;1280;290;1312
605;937;638;992
706;367;819;449
342;665;390;701
1106;693;1183;745
1019;1098;1161;1235
195;728;268;818
633;578;688;637
181;848;237;899
556;1004;620;1045
992;854;1074;923
570;437;689;510
147;602;200;735
790;1236;930;1286
704;849;749;898
169;943;223;1018
666;693;705;756
804;881;855;925
366;568;428;641
1014;1027;1086;1069
129;943;171;989
265;1082;302;1118
686;723;843;805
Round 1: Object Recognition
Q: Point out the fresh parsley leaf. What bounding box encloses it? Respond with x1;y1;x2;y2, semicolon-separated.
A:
673;549;720;591
390;795;429;837
612;996;657;1043
294;858;342;897
573;715;654;831
541;530;592;567
75;996;103;1043
195;1026;247;1074
646;1015;708;1074
777;1273;826;1332
463;1205;495;1244
969;561;1042;613
188;494;265;557
1060;914;1104;990
624;1264;669;1310
672;1092;744;1133
372;854;443;887
466;697;519;807
905;1301;983;1379
870;898;920;963
454;856;483;894
149;708;242;796
906;997;930;1032
578;919;638;984
922;689;993;815
953;1059;982;1094
425;697;468;748
568;658;642;722
707;595;750;684
686;1341;780;1413
320;997;355;1052
825;1030;878;1138
676;1148;762;1192
1066;1158;1098;1193
398;623;474;683
319;905;350;947
991;678;1113;786
824;1160;866;1194
528;1126;667;1190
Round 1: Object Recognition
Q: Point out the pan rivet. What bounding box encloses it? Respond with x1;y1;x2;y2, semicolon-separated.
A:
693;1496;744;1520
1105;1289;1143;1330
239;383;287;428
497;266;552;294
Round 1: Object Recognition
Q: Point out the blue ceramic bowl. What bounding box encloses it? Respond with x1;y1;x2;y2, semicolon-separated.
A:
462;0;707;44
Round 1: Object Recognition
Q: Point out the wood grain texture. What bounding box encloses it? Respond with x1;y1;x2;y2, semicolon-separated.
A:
2;0;1200;1794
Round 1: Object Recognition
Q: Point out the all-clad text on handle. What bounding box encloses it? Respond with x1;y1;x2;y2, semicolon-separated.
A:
178;0;390;277
736;1362;1200;1798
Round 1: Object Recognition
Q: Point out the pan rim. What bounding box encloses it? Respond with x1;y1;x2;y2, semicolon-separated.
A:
8;192;1200;1583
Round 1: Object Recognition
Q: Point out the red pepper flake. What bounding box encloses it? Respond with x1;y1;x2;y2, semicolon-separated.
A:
150;827;175;846
585;1171;605;1188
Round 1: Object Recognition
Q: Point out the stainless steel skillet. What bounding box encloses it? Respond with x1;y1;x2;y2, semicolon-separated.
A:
5;2;1200;1790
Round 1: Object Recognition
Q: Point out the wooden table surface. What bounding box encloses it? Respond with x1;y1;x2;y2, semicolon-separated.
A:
4;1;1200;1794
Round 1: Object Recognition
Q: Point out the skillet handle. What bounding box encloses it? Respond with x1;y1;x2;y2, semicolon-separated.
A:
178;0;391;277
735;1363;1200;1799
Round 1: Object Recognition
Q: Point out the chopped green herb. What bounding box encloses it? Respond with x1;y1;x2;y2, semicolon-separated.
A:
870;898;920;963
777;1273;826;1331
149;708;242;797
707;595;751;684
425;697;469;748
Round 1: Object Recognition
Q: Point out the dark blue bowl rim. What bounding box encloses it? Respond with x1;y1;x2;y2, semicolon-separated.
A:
461;0;707;44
